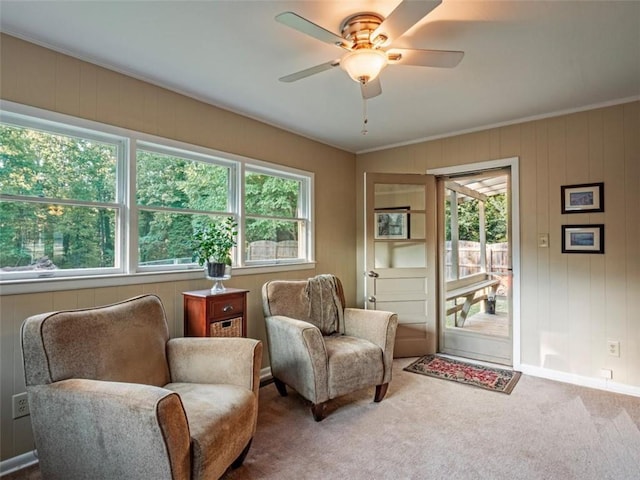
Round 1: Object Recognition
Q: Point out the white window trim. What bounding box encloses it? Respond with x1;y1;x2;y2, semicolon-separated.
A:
0;100;316;294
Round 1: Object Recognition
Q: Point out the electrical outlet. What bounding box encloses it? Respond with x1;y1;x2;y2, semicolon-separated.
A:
607;340;620;357
600;369;613;379
12;392;30;419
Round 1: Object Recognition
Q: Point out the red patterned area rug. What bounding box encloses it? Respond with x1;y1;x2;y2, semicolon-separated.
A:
404;354;521;394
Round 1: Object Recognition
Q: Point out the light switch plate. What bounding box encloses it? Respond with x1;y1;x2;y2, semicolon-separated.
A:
538;233;549;248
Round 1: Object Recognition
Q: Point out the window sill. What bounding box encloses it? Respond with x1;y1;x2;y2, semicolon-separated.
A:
0;262;316;295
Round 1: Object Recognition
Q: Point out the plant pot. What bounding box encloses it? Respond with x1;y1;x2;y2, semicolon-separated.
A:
205;262;232;293
206;262;227;279
487;296;496;315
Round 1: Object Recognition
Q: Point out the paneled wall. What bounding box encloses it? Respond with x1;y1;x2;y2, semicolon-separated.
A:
356;101;639;391
1;31;638;465
0;34;356;461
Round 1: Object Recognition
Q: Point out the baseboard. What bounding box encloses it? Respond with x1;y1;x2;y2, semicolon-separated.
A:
0;450;37;477
519;363;640;398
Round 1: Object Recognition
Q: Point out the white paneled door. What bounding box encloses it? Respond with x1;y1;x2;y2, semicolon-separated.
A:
364;173;437;357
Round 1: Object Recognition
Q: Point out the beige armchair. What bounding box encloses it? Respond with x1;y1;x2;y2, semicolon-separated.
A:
21;294;262;480
262;275;398;421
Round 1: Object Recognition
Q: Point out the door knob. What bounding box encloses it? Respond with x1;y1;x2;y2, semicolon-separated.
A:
367;271;379;278
368;296;377;303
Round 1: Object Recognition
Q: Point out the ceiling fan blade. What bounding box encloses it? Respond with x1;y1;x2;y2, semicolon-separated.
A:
276;12;348;48
361;78;382;99
372;0;442;45
279;60;341;83
388;48;464;68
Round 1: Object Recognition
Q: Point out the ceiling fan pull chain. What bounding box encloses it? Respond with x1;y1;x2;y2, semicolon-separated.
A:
361;96;368;135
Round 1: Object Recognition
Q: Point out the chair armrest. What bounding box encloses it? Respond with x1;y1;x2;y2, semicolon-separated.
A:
343;308;398;383
167;337;262;394
28;379;190;480
264;315;329;403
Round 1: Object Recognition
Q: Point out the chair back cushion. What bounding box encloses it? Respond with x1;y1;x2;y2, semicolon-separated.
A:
22;294;171;387
262;275;346;335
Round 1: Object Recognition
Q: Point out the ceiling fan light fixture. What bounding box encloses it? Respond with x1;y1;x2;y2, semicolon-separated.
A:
341;49;388;84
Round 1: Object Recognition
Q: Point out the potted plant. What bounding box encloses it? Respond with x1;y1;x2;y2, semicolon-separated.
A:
192;217;238;285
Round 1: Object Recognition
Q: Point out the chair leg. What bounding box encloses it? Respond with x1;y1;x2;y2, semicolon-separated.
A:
374;383;389;402
311;402;327;422
231;439;253;469
274;378;288;397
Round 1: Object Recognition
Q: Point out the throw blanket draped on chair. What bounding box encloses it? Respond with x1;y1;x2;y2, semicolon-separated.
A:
304;274;344;335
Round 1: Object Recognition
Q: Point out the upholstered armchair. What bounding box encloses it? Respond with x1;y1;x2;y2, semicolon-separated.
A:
262;275;398;421
21;294;262;480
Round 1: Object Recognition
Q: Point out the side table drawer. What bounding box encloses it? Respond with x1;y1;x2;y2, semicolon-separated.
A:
208;295;244;320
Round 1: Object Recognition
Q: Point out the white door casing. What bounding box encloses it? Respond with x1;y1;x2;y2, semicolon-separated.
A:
428;157;521;368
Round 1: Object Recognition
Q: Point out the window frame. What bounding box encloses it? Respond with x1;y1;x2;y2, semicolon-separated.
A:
134;140;240;273
0;108;128;279
243;164;313;266
0;100;315;293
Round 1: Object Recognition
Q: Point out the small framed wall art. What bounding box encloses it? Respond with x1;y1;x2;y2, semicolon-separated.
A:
374;207;410;240
561;224;604;254
561;182;604;214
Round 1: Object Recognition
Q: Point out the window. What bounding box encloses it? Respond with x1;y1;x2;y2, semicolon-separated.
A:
136;144;236;270
244;168;310;264
0;115;124;279
0;103;313;283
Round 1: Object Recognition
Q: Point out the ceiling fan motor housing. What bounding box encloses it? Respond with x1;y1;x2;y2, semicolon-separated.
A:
340;13;387;49
338;13;390;84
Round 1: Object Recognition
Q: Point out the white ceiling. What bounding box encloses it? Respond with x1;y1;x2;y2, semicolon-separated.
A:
1;1;639;153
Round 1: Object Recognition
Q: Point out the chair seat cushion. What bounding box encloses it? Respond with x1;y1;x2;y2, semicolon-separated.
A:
324;335;384;399
165;383;257;480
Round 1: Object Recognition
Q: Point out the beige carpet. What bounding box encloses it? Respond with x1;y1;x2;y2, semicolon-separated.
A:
6;358;640;480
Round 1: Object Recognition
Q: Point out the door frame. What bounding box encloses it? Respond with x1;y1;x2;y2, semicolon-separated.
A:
427;157;521;369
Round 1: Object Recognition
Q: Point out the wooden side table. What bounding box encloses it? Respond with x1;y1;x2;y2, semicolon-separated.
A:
182;288;249;338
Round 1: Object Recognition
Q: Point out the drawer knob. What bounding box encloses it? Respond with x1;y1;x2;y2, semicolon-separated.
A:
222;305;234;313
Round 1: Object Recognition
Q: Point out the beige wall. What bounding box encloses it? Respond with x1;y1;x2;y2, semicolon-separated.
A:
2;32;638;464
356;101;639;388
0;34;356;461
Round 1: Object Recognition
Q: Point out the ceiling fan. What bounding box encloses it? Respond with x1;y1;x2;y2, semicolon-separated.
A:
275;0;464;100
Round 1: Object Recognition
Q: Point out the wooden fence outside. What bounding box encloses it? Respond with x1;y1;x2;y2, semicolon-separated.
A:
246;240;298;261
445;241;509;287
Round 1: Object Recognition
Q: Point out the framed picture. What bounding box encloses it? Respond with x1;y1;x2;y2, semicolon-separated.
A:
375;207;410;239
561;182;604;214
561;224;604;254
